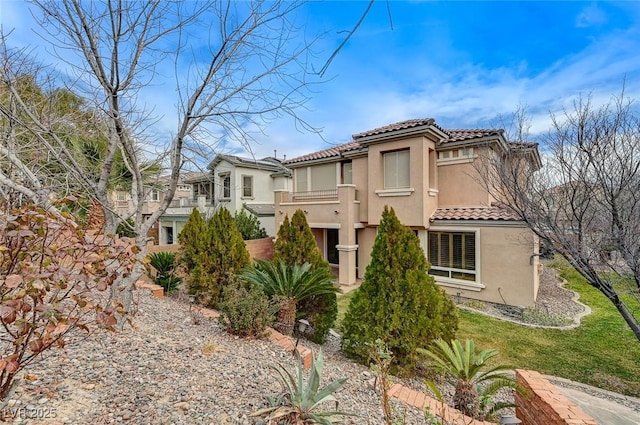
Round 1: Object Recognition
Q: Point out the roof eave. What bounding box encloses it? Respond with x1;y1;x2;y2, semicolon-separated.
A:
354;124;448;145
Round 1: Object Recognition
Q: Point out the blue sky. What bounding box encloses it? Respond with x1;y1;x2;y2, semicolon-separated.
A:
2;1;640;161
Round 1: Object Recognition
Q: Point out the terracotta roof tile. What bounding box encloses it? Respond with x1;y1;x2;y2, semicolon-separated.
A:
283;141;361;165
431;204;519;221
445;129;503;142
509;141;538;149
352;118;436;140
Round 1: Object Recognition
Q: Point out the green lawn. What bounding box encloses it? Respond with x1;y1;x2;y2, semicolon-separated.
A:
336;261;640;397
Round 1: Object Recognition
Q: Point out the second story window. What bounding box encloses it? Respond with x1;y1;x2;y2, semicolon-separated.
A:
222;174;231;198
150;189;159;201
383;149;410;189
242;175;253;198
117;191;127;201
342;162;352;184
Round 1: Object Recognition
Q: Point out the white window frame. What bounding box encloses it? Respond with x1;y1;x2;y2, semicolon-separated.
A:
150;189;159;201
241;175;253;199
117;191;126;201
427;226;484;291
219;173;231;199
383;149;410;189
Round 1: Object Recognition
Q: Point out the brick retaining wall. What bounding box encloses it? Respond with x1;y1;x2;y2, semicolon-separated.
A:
516;369;597;425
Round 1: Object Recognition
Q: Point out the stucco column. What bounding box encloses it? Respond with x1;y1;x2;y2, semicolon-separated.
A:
336;184;358;286
273;189;288;230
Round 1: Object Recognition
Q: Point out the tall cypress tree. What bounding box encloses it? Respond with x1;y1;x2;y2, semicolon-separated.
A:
178;208;206;270
183;207;250;308
342;206;458;372
274;209;337;343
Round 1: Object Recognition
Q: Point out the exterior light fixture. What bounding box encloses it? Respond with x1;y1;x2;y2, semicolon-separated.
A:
293;319;310;353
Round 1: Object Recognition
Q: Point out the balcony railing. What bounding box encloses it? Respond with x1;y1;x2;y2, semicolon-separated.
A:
289;189;338;202
168;198;210;208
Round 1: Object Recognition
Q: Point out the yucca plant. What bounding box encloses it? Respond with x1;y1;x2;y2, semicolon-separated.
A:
252;349;354;424
240;259;339;335
418;339;520;420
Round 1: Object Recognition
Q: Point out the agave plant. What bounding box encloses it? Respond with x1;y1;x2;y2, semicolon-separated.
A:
240;259;339;335
418;339;520;420
252;349;354;424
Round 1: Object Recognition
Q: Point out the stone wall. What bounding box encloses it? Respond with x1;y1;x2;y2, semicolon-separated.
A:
516;369;597;425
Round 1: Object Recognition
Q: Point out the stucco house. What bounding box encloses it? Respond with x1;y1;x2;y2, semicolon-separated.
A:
209;154;291;237
274;118;543;307
157;155;291;244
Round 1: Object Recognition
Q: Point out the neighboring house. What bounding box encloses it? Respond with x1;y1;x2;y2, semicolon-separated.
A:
274;118;543;307
209;154;291;236
157;155;291;244
157;171;215;245
109;176;192;224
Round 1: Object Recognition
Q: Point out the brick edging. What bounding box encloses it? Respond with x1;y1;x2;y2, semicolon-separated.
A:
388;383;495;425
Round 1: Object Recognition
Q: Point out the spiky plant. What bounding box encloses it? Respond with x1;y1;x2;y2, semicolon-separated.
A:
418;339;520;420
240;259;339;335
251;349;354;424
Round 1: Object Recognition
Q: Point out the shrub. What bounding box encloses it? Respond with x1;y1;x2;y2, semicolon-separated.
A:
178;208;206;271
181;207;250;308
0;204;135;400
116;217;136;238
148;251;181;293
219;278;276;338
275;210;327;270
240;260;339;336
234;204;267;240
274;210;337;342
342;206;458;373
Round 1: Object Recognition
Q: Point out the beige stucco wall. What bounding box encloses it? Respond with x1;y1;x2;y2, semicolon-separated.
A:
356;227;377;279
366;136;437;227
432;225;538;307
351;156;369;223
437;161;491;207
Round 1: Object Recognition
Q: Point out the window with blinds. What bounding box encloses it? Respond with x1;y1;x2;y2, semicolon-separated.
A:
428;231;476;281
383;150;410;188
295;168;308;192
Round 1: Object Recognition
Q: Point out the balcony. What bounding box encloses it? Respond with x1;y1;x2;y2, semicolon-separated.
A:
285;189;338;203
168;198;210;208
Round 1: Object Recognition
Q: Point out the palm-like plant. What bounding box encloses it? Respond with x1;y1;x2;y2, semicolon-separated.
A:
251;349;354;424
240;259;339;335
418;339;519;420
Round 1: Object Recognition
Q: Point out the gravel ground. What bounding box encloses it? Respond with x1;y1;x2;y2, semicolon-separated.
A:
5;290;427;425
5;263;638;424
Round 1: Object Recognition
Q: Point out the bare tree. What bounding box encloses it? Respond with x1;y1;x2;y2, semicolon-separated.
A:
0;0;371;317
478;94;640;340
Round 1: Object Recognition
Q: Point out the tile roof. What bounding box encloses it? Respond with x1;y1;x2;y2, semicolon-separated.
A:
283;141;361;165
352;118;437;140
445;129;504;142
509;141;538;149
430;204;519;221
211;154;290;174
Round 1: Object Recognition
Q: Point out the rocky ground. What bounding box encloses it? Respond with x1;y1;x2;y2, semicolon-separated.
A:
4;264;638;424
4;290;428;425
